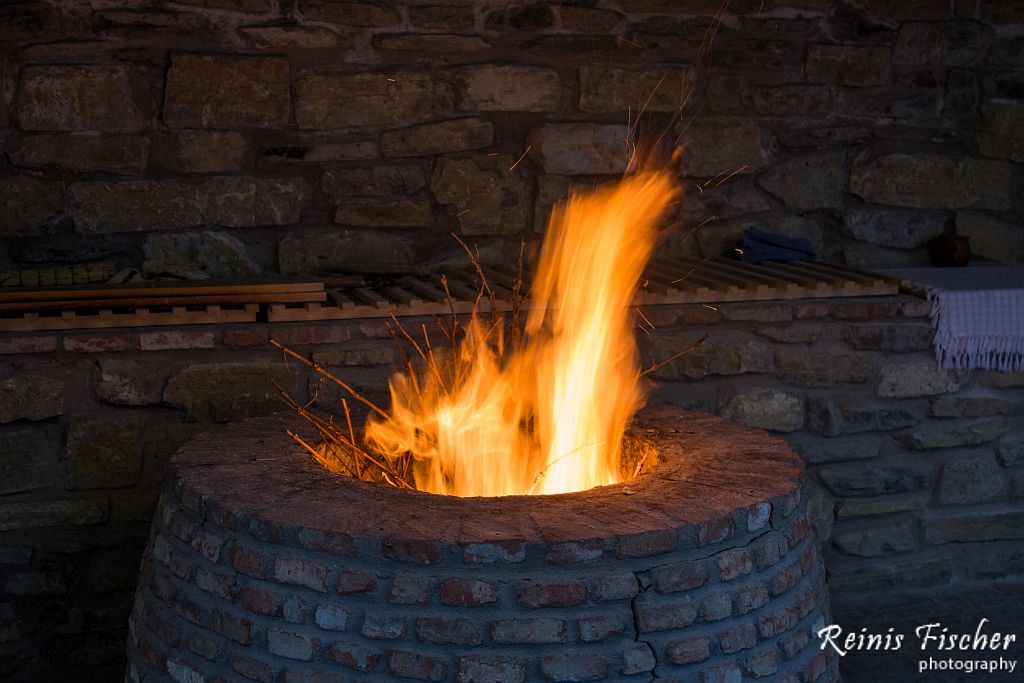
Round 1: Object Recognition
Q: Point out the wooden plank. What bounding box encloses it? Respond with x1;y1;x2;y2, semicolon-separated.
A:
0;290;327;313
0;277;324;303
0;305;256;332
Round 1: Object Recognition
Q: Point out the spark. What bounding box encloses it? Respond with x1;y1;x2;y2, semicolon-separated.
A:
702;304;719;311
671;267;696;284
617;35;643;48
636;307;655;331
715;164;749;186
507;144;532;172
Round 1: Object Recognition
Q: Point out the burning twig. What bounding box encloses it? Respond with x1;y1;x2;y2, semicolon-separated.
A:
271;339;389;419
639;333;709;377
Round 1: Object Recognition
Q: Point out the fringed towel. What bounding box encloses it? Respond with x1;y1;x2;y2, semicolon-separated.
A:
886;266;1024;372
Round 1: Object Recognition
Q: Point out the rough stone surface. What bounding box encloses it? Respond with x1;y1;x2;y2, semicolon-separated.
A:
279;231;414;274
877;361;967;398
0;375;64;423
143;231;262;279
456;65;561;112
718;387;804;432
0;177;65;237
381;118;493;157
10;135;150;175
95;360;165;406
16;65;147;131
0;424;62;496
678;117;768;177
937;454;1004;504
579;63;696;112
432;157;527;235
756;151;845;210
532;123;629;175
295;70;452;129
163;363;297;422
67;417;142;489
164;54;289;129
840;209;947;249
175;130;248;173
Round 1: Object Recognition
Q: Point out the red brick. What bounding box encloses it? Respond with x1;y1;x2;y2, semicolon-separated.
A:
190;530;226;563
175;593;206;626
274;557;329;593
224;326;267;347
741;649;779;678
456;656;526;683
233;654;275;682
150;572;177;602
211;608;251;645
440;578;497;606
272;324;352;346
733;582;770;615
135;636;166;670
416;617;482;645
751;532;787;571
787;516;811;546
801;544;816;574
770;561;802;596
701;662;743;683
700;591;732;621
296;528;355;556
541;652;607;681
328;641;379;672
615;529;677;558
283;594;309;624
187;634;224;661
716;548;753;581
64;333;133;352
232;546;269;579
162;506;197;542
490;617;567;644
578;613;628;642
383;539;442;565
517;581;586;608
831;301;899;320
358;321;393;339
794;302;830;319
747;502;772;531
462;541;525;564
699;517;734;546
590;572;639;601
758;606;798;639
666;635;711;664
778;628;810;659
389;574;433;604
241;586;282;616
806;650;830;682
268;626;318;661
145;606;181;647
139;330;217;350
796;581;821;618
547;539;603;564
636;600;697;633
337;569;376;594
717;621;757;653
652;559;707;594
314;604;349;631
361;612;408;640
0;336;57;354
195;567;237;600
388;650;447;681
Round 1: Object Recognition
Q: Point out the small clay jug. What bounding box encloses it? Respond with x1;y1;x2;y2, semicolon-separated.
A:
928;234;971;267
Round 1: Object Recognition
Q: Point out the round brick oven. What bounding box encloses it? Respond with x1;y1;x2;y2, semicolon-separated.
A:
127;404;838;683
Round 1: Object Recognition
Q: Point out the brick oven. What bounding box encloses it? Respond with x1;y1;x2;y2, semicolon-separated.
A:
2;1;1024;682
128;406;836;682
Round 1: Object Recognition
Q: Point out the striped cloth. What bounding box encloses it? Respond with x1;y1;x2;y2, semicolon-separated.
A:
886;266;1024;372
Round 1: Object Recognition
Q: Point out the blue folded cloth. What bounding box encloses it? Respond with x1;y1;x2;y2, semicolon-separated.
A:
737;227;815;263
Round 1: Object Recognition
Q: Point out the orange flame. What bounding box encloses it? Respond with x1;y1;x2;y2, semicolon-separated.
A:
365;170;678;496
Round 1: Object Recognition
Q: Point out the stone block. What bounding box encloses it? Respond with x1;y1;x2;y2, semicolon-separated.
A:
0;424;62;495
806;44;891;86
775;350;874;386
832;519;917;558
955;212;1024;263
756;151;845;210
0;499;108;532
828;556;951;593
373;33;489;51
717;388;804;432
164;54;289;129
0;177;65;237
923;508;1024;544
929;396;1017;418
174;131;248;173
278;231;414;275
806;398;918;436
0;375;64;423
786;434;881;465
432;157;527;235
818;463;927;497
295;69;452;129
894;22;992;67
840;209;946;249
579;63;696;112
532;123;629;175
240;25;339;48
381;117;492;157
937;454;1004;504
895;417;1006;449
10;135;149;175
678;117;768;178
877;361;966;398
300;0;400;26
143;231;262;279
95;359;166;406
642;336;774;380
835;494;928;519
842;323;933;351
174;0;272;11
163;362;296;422
455;65;561;112
67;416;143;489
323;166;425;198
17;65;147;131
333;200;432;229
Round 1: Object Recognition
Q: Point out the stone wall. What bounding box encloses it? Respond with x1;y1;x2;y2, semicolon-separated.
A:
3;0;1024;274
1;295;1022;679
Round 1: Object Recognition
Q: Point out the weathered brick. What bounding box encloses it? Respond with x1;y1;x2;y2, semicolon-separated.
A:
716;548;753;581
139;330;216;351
223;327;267;348
636;600;697;633
241;586;282;616
578;613;629;642
272;325;353;348
296;528;356;556
274;558;329;593
267;626;318;661
416;617;482;645
456;655;527;683
517;581;586;608
194;567;237;600
547;539;603;565
615;529;677;558
733;582;770;615
328;640;379;672
232;546;269;579
699;517;734;546
651;559;709;594
666;635;711;664
175;592;206;626
164;54;289;129
717;621;757;653
384;539;442;565
491;618;567;644
759;606;799;639
190;531;226;563
337;569;377;595
388;650;447;681
440;578;497;606
700;591;733;621
0;336;58;354
778;628;810;660
462;541;526;564
389;574;433;605
233;654;275;682
771;561;803;596
283;594;309;624
591;572;639;601
361;612;408;640
315;604;349;631
187;634;224;661
64;333;133;352
211;608;251;645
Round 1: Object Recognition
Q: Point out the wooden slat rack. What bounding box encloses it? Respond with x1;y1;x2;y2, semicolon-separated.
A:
0;260;908;332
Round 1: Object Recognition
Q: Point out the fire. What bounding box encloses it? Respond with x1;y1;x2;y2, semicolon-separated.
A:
364;170;678;496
